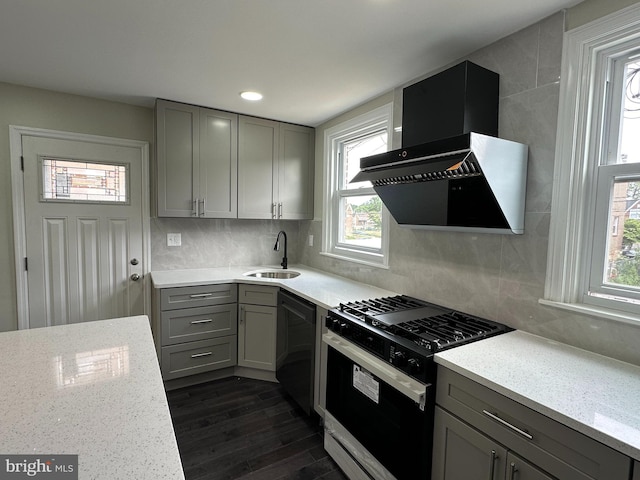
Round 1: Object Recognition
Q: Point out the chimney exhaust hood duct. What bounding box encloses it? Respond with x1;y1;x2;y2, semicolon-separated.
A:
352;61;528;234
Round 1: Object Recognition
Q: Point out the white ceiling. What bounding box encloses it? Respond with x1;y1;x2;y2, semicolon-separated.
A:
0;0;582;127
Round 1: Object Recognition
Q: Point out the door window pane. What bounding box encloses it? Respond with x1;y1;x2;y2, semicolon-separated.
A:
42;157;128;203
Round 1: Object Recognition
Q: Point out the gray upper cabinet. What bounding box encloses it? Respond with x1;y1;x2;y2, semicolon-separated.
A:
156;99;238;218
238;116;279;219
278;123;315;219
238;115;314;220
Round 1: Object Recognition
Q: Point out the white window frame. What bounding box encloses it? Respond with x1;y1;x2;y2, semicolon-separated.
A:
322;104;393;267
542;3;640;324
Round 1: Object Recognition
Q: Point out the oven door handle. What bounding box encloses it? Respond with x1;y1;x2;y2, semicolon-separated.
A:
323;332;429;410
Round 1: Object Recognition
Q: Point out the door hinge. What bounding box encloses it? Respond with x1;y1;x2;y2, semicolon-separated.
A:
21;156;24;171
24;257;28;271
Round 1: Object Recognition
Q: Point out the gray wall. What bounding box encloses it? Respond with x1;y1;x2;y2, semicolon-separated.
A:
300;10;640;367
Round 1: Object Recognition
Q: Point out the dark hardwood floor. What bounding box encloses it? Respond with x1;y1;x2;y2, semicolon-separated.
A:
166;377;349;480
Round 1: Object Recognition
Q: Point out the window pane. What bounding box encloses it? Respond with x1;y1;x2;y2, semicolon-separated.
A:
605;179;640;288
341;131;387;190
616;60;640;164
42;157;128;203
339;195;382;249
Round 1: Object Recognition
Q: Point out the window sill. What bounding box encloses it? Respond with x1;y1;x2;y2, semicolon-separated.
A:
538;298;640;327
319;251;389;270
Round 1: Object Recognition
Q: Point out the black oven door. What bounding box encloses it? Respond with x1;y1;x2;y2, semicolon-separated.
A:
326;345;433;480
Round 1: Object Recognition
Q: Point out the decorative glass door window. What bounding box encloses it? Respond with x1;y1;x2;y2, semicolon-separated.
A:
41;157;128;203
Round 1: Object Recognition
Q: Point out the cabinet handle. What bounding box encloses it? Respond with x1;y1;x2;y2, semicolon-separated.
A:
240;305;244;324
190;319;213;324
192;199;199;216
271;203;277;219
191;351;213;358
509;462;518;480
488;450;497;480
482;410;533;440
199;198;205;216
278;202;282;218
189;293;213;298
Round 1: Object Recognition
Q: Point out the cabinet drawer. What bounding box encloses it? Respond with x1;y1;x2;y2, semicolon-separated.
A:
161;283;237;310
239;283;278;306
161;304;238;346
436;368;631;480
161;337;237;380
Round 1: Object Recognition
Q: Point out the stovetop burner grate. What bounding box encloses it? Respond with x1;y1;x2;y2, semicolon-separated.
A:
336;295;508;352
339;295;426;319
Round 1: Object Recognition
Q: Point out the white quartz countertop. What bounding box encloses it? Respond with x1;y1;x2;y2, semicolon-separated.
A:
0;316;185;479
435;330;640;461
150;264;397;309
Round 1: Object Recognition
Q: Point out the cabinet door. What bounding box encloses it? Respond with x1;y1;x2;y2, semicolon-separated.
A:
278;123;314;220
199;108;238;218
506;452;556;480
156;99;199;217
238;116;279;219
432;406;507;480
238;303;277;370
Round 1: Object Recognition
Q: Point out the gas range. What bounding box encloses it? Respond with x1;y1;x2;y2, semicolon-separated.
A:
326;295;510;383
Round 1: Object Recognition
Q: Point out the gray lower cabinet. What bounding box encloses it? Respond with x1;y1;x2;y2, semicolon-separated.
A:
634;461;640;480
432;367;631;480
434;407;553;480
155;283;238;380
238;284;278;371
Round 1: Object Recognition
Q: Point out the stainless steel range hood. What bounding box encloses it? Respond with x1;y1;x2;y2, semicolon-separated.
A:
352;132;528;234
353;61;529;234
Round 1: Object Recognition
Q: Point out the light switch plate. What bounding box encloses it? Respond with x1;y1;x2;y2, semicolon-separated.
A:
167;233;181;247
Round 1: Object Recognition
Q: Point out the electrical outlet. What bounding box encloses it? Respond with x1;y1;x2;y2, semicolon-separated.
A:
167;233;181;247
308;235;314;247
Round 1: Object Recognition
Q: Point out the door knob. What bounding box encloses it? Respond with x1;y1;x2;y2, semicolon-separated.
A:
130;273;141;281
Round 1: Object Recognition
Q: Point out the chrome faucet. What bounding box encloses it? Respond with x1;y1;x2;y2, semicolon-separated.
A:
274;231;288;269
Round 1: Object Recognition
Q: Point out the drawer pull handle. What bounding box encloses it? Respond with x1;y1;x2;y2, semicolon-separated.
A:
483;410;533;440
189;293;213;298
190;319;213;324
191;351;213;358
488;450;497;480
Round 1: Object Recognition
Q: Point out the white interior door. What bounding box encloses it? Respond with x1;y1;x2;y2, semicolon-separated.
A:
20;133;148;328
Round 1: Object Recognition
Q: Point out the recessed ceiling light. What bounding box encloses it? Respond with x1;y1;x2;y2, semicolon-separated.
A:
240;91;263;101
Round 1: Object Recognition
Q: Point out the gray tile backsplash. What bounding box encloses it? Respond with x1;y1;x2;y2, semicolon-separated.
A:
151;218;299;271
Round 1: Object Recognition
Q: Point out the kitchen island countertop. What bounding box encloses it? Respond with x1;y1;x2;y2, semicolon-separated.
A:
0;316;184;479
150;264;397;310
435;330;640;461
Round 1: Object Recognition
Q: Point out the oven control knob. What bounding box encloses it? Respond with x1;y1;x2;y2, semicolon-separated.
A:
391;351;407;366
330;318;341;331
407;358;423;373
339;322;350;335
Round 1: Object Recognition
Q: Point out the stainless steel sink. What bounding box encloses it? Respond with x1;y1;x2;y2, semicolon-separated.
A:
244;270;301;279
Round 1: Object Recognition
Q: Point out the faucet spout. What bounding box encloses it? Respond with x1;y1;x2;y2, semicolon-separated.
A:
274;231;288;269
